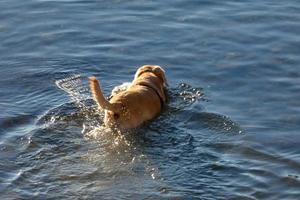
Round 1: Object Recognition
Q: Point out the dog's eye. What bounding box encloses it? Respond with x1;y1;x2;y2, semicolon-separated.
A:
113;113;120;119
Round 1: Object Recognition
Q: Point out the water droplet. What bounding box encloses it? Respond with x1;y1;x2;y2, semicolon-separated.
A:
50;116;56;123
131;157;136;163
81;123;87;134
151;173;156;179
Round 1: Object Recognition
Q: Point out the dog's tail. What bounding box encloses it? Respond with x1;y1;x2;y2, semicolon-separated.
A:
89;76;117;112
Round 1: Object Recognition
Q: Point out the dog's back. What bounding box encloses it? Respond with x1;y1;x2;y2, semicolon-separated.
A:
89;65;167;130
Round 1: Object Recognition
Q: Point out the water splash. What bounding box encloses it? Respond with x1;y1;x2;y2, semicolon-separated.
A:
54;75;156;179
178;83;204;103
55;74;90;106
55;75;102;129
165;83;205;114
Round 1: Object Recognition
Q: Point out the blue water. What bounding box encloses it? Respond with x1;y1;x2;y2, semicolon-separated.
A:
1;0;300;199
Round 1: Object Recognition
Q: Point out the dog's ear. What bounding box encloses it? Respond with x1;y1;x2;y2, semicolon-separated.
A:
153;66;168;87
134;66;148;80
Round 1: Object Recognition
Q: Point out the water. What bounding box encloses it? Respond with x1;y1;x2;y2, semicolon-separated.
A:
1;0;300;199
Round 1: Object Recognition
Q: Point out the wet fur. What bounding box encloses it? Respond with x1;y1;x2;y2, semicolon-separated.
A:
89;65;167;130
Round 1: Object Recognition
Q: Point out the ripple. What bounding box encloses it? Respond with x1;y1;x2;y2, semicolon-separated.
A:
0;114;34;130
185;111;243;135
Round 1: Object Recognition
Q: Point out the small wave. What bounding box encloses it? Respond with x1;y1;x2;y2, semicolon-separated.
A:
185;111;243;134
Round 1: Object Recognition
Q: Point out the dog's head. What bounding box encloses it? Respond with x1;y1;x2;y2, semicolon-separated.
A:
134;65;167;87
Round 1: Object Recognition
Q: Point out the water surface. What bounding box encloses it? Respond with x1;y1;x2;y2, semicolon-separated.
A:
1;0;300;199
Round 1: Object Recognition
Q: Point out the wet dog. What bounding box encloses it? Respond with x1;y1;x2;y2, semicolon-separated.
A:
89;65;167;130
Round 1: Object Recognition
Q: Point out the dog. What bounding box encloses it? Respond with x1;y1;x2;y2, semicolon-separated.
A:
89;65;167;130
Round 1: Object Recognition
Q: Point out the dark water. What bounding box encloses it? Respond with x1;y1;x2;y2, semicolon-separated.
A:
1;0;300;199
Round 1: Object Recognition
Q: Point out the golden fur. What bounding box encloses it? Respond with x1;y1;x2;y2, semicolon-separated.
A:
89;65;167;130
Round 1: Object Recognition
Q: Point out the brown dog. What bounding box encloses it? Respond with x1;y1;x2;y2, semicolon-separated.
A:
89;65;167;130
